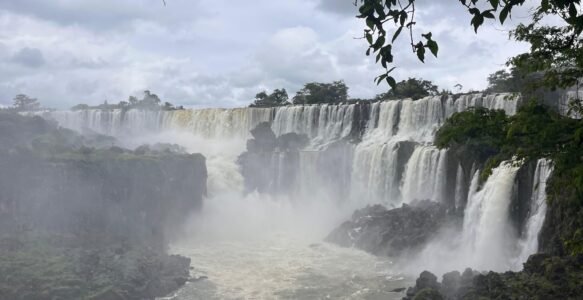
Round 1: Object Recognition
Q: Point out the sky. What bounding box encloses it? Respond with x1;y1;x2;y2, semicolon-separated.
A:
0;0;534;108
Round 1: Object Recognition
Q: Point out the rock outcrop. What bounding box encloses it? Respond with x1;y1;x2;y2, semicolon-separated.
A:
238;122;309;194
404;254;583;300
325;200;448;257
0;112;208;300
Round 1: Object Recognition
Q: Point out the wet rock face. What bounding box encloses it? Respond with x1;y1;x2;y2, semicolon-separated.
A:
238;122;309;194
325;200;447;257
404;254;583;300
0;113;207;300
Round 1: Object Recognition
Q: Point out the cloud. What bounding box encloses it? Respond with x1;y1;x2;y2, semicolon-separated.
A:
0;1;535;108
0;0;205;31
317;0;358;16
11;47;45;68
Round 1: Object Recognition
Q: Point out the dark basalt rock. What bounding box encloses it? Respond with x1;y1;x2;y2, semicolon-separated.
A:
325;200;447;257
404;254;583;300
238;122;309;194
0;113;207;300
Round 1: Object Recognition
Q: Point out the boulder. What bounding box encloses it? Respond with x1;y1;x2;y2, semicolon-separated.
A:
325;200;447;256
403;254;583;299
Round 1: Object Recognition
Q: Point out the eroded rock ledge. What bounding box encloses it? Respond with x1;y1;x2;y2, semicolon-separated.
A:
325;200;447;257
404;254;583;300
0;113;208;300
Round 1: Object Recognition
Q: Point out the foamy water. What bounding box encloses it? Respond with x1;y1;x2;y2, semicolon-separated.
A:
37;95;555;299
171;236;409;300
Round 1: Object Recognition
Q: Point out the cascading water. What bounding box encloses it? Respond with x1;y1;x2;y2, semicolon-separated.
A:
461;162;521;271
514;159;553;266
401;146;448;204
38;92;550;298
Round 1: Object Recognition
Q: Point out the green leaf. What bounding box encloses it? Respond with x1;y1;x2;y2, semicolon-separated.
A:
499;5;511;24
471;14;484;32
427;40;438;57
541;0;549;11
399;11;407;26
387;76;397;89
488;0;499;9
376;74;388;85
366;17;375;30
416;44;426;63
373;35;386;51
366;32;373;44
392;26;403;43
483;10;495;19
374;2;385;18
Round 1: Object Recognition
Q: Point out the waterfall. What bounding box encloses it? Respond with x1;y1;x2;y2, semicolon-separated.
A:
38;93;544;275
351;140;402;205
271;104;355;148
401;146;448;204
43;108;274;139
461;162;520;271
514;159;553;266
454;164;465;211
40;93;523;210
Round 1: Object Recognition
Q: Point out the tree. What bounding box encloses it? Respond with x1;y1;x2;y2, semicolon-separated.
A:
71;104;90;111
13;94;40;111
128;96;138;105
292;81;348;105
162;102;175;110
118;101;130;109
376;77;439;100
141;90;162;107
250;89;290;107
355;0;583;94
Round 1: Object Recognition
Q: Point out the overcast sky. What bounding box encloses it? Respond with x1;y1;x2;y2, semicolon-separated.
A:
0;0;533;108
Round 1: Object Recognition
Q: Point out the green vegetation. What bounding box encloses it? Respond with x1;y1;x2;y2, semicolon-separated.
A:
435;107;509;165
72;90;184;111
12;94;41;111
249;88;290;107
435;101;583;253
251;77;442;106
292;81;348;105
355;0;582;94
0;94;43;112
485;68;526;93
375;77;440;100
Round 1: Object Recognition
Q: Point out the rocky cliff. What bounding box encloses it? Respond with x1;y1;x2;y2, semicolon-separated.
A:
0;112;208;300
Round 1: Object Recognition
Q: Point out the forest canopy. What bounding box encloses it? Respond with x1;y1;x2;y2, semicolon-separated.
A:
355;0;583;96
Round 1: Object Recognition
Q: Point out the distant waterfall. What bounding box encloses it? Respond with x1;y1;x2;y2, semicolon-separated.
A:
272;104;355;148
461;162;521;271
42;93;522;209
401;146;448;204
44;108;274;139
39;93;545;274
515;159;553;266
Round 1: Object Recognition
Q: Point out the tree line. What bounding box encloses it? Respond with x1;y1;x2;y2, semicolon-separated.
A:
71;90;184;111
248;69;528;107
1;90;185;112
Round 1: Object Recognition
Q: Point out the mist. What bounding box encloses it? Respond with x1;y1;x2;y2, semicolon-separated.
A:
0;92;560;299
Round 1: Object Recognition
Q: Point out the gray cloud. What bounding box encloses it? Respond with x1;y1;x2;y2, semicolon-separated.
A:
0;0;205;31
317;0;359;16
0;1;532;108
11;47;45;68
